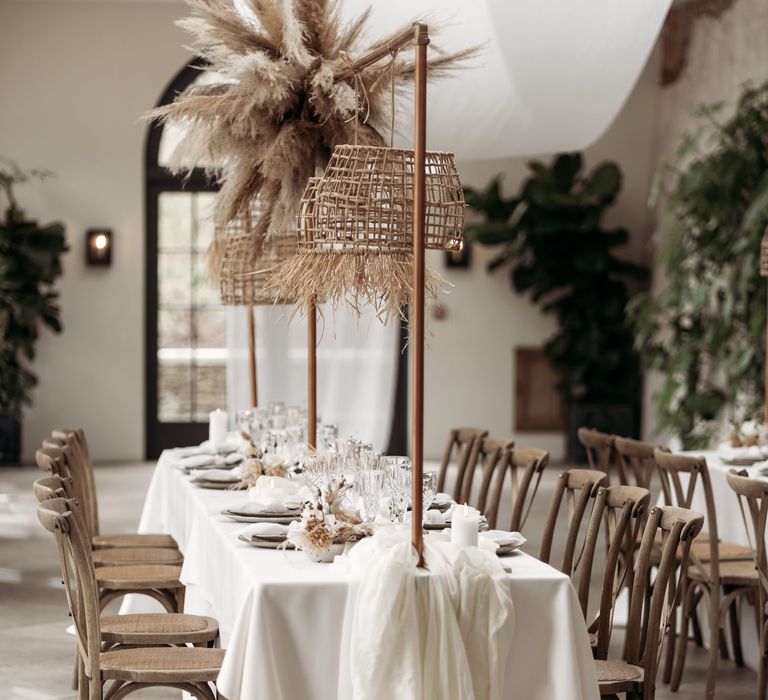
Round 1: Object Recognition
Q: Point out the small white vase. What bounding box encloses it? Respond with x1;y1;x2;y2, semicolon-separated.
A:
304;542;345;563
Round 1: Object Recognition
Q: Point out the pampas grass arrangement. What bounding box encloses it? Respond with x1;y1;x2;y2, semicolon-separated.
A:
149;0;475;248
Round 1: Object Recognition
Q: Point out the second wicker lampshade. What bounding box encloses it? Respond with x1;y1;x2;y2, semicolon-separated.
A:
268;144;465;319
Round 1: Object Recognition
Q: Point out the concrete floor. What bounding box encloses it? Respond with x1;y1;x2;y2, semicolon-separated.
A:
0;461;760;699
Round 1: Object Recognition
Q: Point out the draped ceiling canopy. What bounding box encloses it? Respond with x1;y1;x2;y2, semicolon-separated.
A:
329;0;672;159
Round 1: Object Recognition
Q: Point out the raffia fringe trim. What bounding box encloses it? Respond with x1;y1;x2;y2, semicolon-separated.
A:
265;249;448;323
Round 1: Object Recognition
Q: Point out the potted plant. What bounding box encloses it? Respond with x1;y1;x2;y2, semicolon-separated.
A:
628;81;768;449
465;153;648;461
0;158;67;463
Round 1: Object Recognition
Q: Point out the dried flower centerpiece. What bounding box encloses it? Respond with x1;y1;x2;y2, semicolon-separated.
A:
288;477;371;562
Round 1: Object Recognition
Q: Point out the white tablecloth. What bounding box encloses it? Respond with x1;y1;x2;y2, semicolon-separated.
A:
131;451;600;700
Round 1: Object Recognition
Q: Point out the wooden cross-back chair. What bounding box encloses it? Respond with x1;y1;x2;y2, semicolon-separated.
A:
654;449;757;700
727;469;768;699
36;447;185;615
614;436;657;491
578;428;615;471
36;497;224;700
595;504;704;699
539;469;609;615
47;430;178;550
457;436;513;509
436;427;489;502
464;446;550;532
589;485;651;659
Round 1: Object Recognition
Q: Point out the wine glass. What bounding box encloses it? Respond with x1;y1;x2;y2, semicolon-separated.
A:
381;456;411;522
422;472;437;514
358;468;385;522
301;454;326;495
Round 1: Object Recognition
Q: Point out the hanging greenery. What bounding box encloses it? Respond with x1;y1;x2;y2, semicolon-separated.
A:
465;153;647;405
0;158;67;415
628;81;768;449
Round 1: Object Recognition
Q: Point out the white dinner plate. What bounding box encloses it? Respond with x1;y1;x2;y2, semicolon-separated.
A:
424;522;450;531
223;510;299;524
194;480;242;490
238;534;295;549
496;542;524;556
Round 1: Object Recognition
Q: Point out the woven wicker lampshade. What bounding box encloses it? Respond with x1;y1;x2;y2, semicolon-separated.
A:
760;226;768;278
217;201;297;306
268;144;465;319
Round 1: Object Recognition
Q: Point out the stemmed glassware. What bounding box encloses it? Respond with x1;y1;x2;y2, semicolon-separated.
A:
422;472;437;513
381;456;412;522
358;468;385;522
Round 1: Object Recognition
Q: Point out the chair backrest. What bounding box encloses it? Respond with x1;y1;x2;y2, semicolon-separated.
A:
539;469;609;586
32;474;71;503
458;436;514;509
726;469;768;599
47;430;100;536
654;448;720;583
614;436;657;490
437;427;489;501
577;427;614;470
622;504;704;698
36;497;101;687
591;484;651;659
477;446;549;532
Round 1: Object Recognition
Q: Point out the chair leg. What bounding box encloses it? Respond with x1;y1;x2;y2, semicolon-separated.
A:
705;589;720;700
725;587;744;667
671;578;695;691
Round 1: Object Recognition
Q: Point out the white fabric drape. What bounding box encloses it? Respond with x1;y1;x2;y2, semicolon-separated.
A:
225;304;399;451
338;528;516;700
334;0;671;159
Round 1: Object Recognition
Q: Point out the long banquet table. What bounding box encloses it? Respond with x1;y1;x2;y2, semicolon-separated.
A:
130;449;600;699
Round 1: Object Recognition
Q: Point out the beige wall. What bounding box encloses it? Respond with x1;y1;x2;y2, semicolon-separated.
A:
642;0;768;441
1;0;669;461
0;1;188;461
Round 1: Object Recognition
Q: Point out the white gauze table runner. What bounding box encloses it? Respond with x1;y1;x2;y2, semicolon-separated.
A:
336;528;515;700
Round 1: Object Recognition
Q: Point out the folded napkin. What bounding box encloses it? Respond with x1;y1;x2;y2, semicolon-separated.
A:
432;492;453;506
717;442;768;461
240;522;289;540
482;530;526;549
173;454;221;470
190;468;241;483
234;499;299;515
200;435;243;454
424;509;447;525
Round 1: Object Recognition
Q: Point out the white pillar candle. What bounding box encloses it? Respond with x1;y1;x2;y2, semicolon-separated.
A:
209;409;228;447
451;504;480;548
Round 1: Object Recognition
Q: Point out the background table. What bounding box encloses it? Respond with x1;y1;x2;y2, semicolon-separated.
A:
131;451;600;699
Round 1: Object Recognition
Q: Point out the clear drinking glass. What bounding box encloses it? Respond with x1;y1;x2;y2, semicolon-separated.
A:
381;456;412;522
358;469;385;522
302;454;326;494
267;400;285;416
422;472;437;513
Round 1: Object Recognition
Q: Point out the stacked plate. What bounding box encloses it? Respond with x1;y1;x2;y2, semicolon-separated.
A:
237;522;295;549
222;507;301;524
190;469;243;489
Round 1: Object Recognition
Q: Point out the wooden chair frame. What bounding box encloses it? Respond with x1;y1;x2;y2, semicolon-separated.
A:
614;436;657;491
655;449;757;700
727;469;768;700
36;497;221;700
436;427;489;501
458;436;513;511
578;428;615;471
596;505;704;699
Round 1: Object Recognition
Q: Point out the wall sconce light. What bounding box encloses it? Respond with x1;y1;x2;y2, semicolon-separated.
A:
86;229;112;267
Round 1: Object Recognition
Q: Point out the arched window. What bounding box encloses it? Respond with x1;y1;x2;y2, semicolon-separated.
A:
145;60;221;456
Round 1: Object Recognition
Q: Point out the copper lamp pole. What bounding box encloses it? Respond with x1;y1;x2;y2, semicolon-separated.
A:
247;305;258;407
411;22;429;565
308;298;317;450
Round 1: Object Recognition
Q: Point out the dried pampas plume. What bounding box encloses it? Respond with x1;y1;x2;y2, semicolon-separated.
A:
147;0;476;247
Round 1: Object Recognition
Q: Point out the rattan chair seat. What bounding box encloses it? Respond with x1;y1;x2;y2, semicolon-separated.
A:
93;547;182;567
100;613;218;645
595;659;644;693
93;533;178;550
96;565;183;590
100;646;225;682
687;558;759;586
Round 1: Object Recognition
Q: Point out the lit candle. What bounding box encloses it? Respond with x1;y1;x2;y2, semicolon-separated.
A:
451;504;480;548
209;409;228;447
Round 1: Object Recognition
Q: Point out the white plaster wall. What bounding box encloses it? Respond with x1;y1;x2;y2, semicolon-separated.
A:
0;0;662;462
0;0;189;462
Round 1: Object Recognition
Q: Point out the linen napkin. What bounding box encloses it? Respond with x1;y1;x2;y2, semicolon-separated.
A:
240;522;289;540
481;530;526;550
190;468;241;483
173;454;220;471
